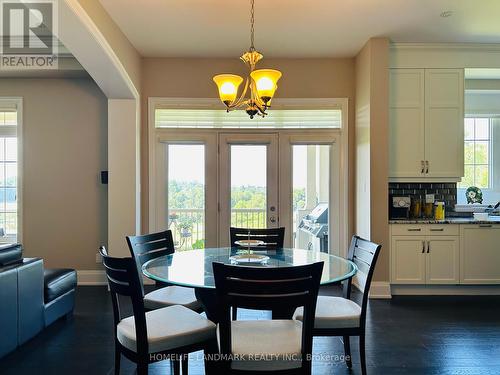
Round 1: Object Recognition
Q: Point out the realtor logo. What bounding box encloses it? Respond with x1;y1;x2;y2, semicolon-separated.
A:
0;0;58;69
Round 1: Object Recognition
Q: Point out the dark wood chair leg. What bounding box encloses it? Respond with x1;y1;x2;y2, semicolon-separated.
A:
232;307;237;320
114;346;121;375
359;334;367;375
181;355;189;375
172;358;181;375
204;339;220;375
136;362;148;375
343;335;352;368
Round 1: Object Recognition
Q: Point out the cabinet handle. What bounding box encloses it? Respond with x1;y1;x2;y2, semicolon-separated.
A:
422;241;426;253
427;241;430;253
430;228;444;232
421;160;425;174
479;224;492;228
408;228;421;232
425;160;429;174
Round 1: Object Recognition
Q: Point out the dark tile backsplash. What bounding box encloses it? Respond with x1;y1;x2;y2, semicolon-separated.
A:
389;182;457;209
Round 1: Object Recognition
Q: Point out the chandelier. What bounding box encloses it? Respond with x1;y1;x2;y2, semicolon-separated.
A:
212;0;282;119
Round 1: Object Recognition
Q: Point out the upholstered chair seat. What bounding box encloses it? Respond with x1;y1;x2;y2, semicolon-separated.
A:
143;285;202;311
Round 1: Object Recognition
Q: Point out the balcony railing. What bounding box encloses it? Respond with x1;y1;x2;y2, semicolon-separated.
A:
168;208;266;250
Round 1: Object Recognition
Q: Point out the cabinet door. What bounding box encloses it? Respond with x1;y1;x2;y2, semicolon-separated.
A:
425;69;464;178
426;236;459;284
391;236;426;284
389;69;425;178
461;225;500;284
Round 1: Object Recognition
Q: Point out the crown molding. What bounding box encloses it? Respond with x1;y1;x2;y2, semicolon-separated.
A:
391;42;500;52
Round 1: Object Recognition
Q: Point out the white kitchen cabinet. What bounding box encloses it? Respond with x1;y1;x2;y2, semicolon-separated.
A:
389;68;464;180
460;224;500;284
425;69;464;178
390;225;460;285
426;236;460;284
391;236;426;284
389;69;425;178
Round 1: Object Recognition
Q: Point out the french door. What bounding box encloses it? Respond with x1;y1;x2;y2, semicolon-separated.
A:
153;130;343;255
218;133;279;246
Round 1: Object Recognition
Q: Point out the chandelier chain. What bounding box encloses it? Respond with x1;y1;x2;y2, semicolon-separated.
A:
250;0;255;51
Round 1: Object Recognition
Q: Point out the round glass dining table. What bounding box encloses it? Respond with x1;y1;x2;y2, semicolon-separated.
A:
142;247;357;322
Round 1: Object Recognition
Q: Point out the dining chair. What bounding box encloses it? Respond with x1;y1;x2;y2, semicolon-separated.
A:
99;247;217;375
293;235;382;375
230;227;285;249
126;230;202;312
213;261;324;374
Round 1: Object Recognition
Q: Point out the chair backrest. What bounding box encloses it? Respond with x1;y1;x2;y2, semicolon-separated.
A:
126;230;175;283
213;261;323;363
99;246;149;356
342;236;382;328
229;227;285;248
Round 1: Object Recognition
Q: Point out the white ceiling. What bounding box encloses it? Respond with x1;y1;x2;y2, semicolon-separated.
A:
99;0;500;58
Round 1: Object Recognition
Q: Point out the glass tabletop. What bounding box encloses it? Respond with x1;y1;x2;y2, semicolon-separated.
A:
142;247;357;289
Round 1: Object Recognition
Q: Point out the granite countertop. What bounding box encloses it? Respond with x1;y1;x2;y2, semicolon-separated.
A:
389;217;500;224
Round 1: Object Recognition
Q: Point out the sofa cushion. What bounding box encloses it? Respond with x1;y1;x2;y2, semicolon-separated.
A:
43;269;77;303
0;243;22;266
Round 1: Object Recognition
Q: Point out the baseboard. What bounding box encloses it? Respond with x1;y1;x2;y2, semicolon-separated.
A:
77;270;107;285
369;282;392;299
391;284;500;296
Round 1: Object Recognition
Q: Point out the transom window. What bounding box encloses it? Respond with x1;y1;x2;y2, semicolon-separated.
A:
459;118;491;189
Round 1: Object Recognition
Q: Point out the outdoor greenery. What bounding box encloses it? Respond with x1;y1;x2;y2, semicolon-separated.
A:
167;180;306;250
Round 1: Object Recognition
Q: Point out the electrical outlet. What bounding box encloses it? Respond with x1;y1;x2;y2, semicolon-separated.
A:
96;252;102;264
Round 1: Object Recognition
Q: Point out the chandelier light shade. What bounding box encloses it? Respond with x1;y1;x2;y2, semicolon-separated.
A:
212;0;282;119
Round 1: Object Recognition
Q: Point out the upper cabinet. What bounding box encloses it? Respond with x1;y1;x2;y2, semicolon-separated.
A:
389;68;464;181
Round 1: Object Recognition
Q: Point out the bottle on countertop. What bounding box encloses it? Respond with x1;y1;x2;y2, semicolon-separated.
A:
434;201;445;220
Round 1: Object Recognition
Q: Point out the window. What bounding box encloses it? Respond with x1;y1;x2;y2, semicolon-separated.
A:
0;99;21;240
459;118;491;189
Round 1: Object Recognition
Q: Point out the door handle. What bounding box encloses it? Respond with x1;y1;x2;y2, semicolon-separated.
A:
421;241;425;253
429;228;444;232
269;216;276;223
421;160;425;174
427;241;430;253
408;228;421;232
425;161;429;174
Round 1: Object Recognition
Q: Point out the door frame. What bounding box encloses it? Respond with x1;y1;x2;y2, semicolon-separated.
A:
148;97;350;256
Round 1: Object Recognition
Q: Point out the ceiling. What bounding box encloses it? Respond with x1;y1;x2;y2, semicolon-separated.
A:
99;0;500;58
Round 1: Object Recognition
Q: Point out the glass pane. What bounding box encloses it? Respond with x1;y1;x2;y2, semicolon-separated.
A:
464;119;474;140
5;163;16;187
0;138;5;162
230;145;266;229
293;145;330;252
459;165;474;188
5;138;16;161
464;141;474;164
5;187;16;211
5;212;16;235
475;119;489;140
475;141;489;164
167;144;205;251
0;213;4;234
3;112;16;126
475;165;489;189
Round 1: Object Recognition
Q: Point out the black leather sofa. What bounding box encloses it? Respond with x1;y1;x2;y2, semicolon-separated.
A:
0;243;77;358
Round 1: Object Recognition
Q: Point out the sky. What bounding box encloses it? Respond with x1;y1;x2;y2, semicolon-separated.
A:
167;144;309;188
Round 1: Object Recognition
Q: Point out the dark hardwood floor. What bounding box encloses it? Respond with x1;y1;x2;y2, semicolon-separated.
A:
1;286;500;375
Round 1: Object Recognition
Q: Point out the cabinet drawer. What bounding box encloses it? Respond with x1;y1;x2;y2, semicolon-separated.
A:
391;224;458;236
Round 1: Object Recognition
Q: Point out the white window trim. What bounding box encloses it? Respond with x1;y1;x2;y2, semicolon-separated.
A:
0;97;22;243
147;97;350;255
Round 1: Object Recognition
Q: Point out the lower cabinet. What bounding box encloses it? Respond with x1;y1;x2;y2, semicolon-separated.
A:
460;224;500;284
391;234;459;284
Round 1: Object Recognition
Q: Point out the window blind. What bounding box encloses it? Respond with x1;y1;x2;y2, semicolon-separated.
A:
155;109;342;129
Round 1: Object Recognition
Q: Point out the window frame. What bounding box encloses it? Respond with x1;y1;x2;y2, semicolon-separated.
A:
0;98;22;243
460;116;493;190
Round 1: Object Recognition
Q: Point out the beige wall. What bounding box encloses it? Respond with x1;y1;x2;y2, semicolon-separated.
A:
141;57;356;237
355;38;390;282
0;78;108;269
